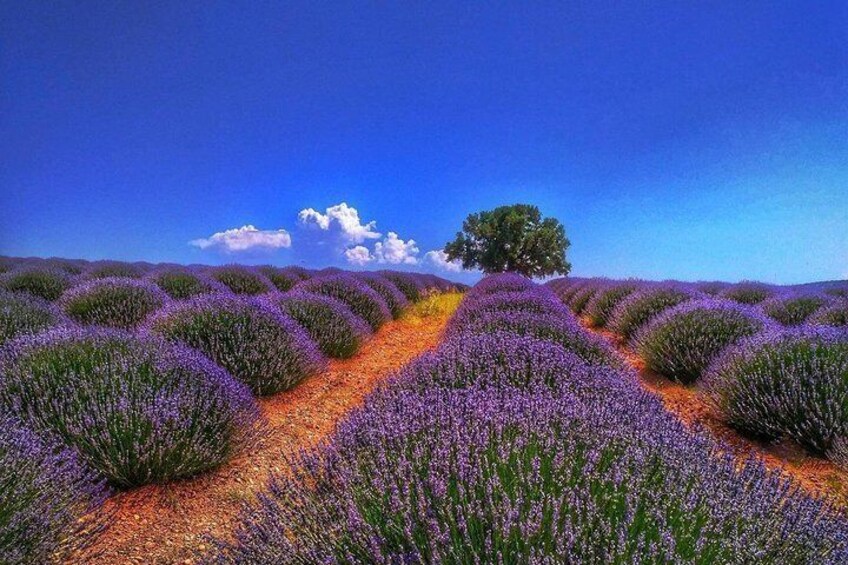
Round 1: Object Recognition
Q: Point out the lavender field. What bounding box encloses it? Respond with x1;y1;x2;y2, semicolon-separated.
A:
1;256;847;563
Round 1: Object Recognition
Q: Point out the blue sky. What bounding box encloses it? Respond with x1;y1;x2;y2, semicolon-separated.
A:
1;1;846;284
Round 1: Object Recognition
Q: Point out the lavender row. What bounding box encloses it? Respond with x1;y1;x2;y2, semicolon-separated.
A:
210;274;848;563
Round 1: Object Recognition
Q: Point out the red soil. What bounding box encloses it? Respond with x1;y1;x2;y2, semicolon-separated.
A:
586;321;847;506
77;300;458;564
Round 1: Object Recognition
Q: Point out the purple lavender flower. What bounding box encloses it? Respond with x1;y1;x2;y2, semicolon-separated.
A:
0;290;67;346
634;298;770;384
146;265;231;299
702;326;848;457
0;328;261;488
0;415;109;563
84;260;145;280
607;284;700;341
377;271;426;302
720;281;776;305
0;267;74;302
809;299;848;328
760;293;830;326
146;294;326;395
60;277;169;329
270;291;371;359
296;274;391;331
583;281;642;327
206;265;275;296
354;273;410;319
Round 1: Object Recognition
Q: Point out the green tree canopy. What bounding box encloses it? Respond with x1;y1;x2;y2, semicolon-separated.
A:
444;204;571;277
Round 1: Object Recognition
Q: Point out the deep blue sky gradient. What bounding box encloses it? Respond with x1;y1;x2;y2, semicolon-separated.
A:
2;1;846;283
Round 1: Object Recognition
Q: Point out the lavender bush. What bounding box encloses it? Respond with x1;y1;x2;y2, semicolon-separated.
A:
211;385;847;564
702;327;848;457
0;268;73;302
0;291;65;346
256;266;300;292
634;299;768;384
448;309;622;368
608;285;696;341
694;281;731;296
271;292;371;359
0;328;260;487
470;272;536;296
148;267;229;300
377;271;423;302
721;281;775;305
355;273;409;319
448;288;565;331
811;300;848;327
60;277;168;329
584;281;640;327
0;416;109;564
761;294;829;326
207;266;274;296
297;274;391;331
146;294;325;395
85;260;144;280
568;282;602;314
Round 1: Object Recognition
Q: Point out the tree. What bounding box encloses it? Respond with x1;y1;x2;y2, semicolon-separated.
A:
444;204;571;277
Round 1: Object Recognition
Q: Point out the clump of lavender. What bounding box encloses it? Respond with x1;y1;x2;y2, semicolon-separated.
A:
0;268;73;302
0;329;260;488
271;292;371;359
0;415;109;564
634;299;768;384
207;265;274;296
761;294;829;326
721;281;775;305
584;281;640;327
84;260;145;280
470;272;536;296
449;309;623;368
147;266;229;300
146;294;325;395
377;271;424;301
694;280;731;296
608;285;697;341
354;273;409;319
702;327;848;458
568;281;604;314
256;266;300;292
448;288;565;332
296;274;391;331
0;291;65;346
210;385;847;564
397;331;632;397
60;277;168;329
811;300;848;327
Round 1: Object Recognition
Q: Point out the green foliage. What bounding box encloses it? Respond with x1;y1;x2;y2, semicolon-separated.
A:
444;204;571;277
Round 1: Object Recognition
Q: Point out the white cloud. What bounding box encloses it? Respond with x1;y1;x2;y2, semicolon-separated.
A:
189;225;292;252
344;245;374;266
424;249;463;272
297;202;381;244
374;232;419;265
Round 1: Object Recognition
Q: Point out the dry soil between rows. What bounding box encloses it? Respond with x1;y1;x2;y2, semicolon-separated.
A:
78;299;458;564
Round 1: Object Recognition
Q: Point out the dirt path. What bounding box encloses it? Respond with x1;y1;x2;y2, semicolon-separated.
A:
79;295;460;564
585;321;847;506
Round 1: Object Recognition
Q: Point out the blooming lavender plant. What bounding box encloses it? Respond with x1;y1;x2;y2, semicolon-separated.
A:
583;281;640;327
702;326;848;457
447;287;566;332
811;300;848;327
634;299;768;384
255;266;300;292
0;290;66;346
0;267;73;302
60;277;168;329
377;271;424;301
210;384;847;564
0;416;109;564
0;328;261;487
469;272;536;296
84;260;145;280
206;265;274;296
147;266;230;299
296;274;391;331
568;281;604;314
354;273;409;319
720;281;775;305
608;285;698;341
146;294;325;395
760;293;829;326
271;291;371;359
448;309;623;368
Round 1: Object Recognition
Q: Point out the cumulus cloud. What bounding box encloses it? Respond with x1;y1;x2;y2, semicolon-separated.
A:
424;249;463;272
344;245;374;266
297;202;381;244
189;225;292;252
374;232;419;265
